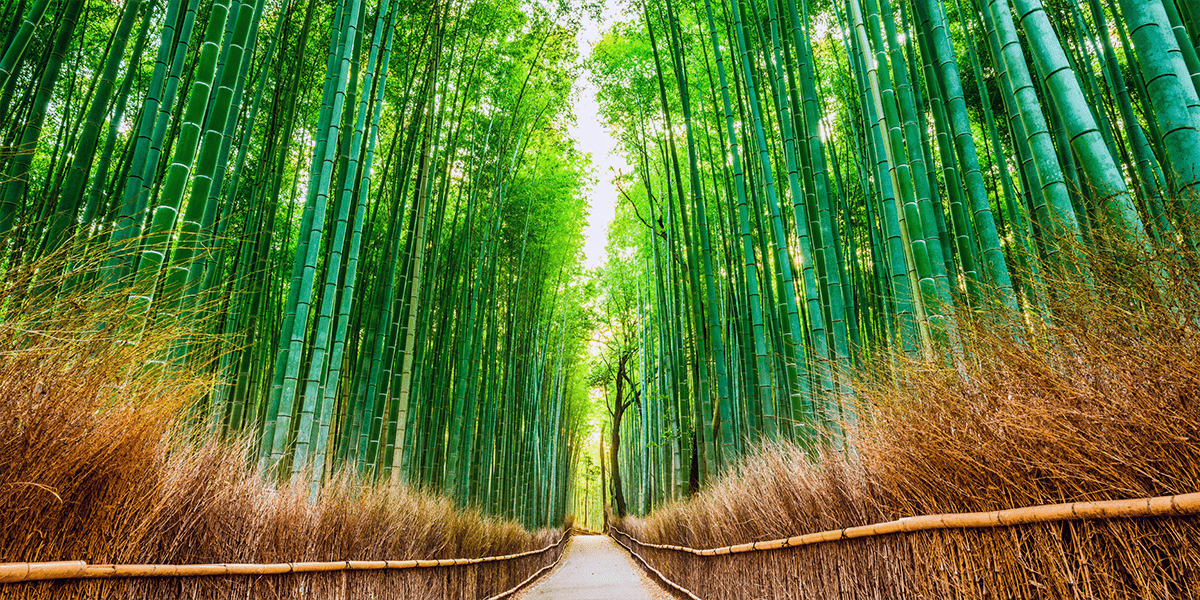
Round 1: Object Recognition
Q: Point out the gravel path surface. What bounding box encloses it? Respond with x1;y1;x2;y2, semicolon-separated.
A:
514;535;675;600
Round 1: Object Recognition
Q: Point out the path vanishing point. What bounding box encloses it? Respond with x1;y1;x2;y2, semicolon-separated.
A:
518;535;671;600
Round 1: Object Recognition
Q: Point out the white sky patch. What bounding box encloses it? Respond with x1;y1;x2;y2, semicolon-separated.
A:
571;2;635;270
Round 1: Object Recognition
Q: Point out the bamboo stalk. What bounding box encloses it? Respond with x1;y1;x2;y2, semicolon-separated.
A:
0;531;569;583
0;561;87;583
611;491;1200;556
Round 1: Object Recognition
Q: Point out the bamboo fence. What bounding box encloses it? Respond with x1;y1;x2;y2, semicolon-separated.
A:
0;529;569;600
610;491;1200;599
608;529;702;600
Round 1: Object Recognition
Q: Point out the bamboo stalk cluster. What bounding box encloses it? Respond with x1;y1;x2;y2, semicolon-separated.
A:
589;0;1200;512
0;0;596;524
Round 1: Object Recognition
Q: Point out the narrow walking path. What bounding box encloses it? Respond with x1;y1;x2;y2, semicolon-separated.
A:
517;535;672;600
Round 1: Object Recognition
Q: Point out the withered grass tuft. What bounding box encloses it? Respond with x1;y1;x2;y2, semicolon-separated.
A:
617;244;1200;599
0;259;562;600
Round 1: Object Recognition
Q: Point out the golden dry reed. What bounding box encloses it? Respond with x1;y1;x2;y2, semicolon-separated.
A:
614;245;1200;599
0;257;563;600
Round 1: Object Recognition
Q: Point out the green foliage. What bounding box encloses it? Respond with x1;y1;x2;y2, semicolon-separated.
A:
0;0;600;527
586;0;1200;515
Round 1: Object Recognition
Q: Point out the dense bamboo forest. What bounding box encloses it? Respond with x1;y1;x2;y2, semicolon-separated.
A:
589;0;1200;516
2;0;1200;594
0;0;595;528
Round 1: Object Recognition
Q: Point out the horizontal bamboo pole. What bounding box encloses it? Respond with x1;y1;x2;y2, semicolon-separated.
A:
612;491;1200;556
0;530;569;584
0;562;88;584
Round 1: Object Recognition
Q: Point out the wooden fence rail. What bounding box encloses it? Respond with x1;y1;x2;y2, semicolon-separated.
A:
609;491;1200;600
610;490;1200;556
0;529;570;586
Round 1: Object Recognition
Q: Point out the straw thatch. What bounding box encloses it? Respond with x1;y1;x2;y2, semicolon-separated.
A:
613;260;1200;599
0;267;565;600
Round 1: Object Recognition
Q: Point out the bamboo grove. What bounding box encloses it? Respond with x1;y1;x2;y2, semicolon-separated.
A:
590;0;1200;515
0;0;599;528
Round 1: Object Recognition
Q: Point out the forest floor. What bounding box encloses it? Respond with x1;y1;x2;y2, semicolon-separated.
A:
515;535;674;600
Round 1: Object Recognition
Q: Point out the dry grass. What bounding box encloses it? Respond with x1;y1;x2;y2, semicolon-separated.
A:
615;247;1200;598
0;262;562;600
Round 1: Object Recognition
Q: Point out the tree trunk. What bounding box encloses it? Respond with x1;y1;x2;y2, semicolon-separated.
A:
611;354;629;518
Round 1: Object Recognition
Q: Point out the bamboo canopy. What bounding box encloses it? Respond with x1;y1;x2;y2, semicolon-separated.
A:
611;491;1200;556
0;530;569;584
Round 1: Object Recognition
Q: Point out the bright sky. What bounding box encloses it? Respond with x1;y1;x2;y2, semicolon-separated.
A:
570;3;634;269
